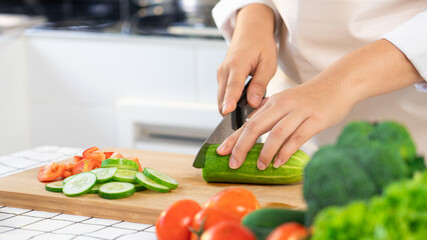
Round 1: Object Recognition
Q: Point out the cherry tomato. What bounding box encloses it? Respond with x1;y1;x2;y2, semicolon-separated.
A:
72;159;101;175
156;199;201;240
190;207;241;240
38;162;66;182
204;187;260;219
266;222;308;240
127;157;142;172
200;221;256;240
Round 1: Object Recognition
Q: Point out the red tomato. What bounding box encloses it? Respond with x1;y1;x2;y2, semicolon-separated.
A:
38;162;66;182
82;146;99;158
127;157;142;172
156;199;201;240
104;152;124;159
62;170;72;178
204;187;260;219
104;152;114;159
190;207;241;240
200;221;256;240
72;159;101;175
86;150;106;161
73;156;83;162
266;222;308;240
64;163;76;172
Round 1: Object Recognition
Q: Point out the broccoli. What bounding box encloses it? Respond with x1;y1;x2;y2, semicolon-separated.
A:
311;171;427;240
336;121;374;147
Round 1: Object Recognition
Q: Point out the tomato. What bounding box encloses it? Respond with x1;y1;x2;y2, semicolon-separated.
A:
82;146;99;158
156;199;201;240
38;162;66;182
200;221;256;240
190;207;241;240
86;150;106;161
127;157;142;172
62;170;72;178
104;152;124;159
73;156;83;162
72;159;101;175
104;152;114;159
266;222;308;240
204;187;260;219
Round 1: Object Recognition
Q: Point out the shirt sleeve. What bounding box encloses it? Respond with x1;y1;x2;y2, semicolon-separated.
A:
212;0;281;44
383;9;427;92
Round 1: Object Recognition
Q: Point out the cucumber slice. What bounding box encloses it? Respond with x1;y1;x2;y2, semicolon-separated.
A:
99;182;135;199
101;158;139;171
63;172;97;197
143;167;178;189
88;183;101;194
135;172;170;193
90;167;118;183
45;181;64;192
113;169;137;182
134;183;147;192
63;174;76;184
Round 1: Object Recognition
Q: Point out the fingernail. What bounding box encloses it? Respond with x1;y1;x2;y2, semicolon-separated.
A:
217;143;226;153
257;160;266;170
250;94;261;106
229;157;238;169
273;158;283;168
222;102;229;114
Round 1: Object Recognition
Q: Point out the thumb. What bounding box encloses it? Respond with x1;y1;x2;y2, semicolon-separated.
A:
247;58;276;108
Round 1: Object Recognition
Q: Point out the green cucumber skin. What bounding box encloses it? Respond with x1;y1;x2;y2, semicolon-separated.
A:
143;168;178;190
202;143;310;185
242;208;306;240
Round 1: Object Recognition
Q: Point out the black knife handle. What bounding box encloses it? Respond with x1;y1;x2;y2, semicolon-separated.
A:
232;77;255;130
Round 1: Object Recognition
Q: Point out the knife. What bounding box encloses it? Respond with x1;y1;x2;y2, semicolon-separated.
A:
192;77;258;168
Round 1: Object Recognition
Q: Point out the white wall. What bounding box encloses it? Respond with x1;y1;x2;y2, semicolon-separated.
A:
0;36;30;155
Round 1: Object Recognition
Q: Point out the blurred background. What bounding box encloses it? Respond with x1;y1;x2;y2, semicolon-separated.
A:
0;0;426;156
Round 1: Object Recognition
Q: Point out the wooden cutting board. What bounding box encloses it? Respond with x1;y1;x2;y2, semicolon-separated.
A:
0;148;305;224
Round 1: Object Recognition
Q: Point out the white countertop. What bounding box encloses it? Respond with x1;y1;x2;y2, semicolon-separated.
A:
0;146;157;240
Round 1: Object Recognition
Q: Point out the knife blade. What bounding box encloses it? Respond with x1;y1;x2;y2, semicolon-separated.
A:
193;77;256;168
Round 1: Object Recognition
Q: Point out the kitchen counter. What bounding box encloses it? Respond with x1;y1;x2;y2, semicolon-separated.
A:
0;146;157;240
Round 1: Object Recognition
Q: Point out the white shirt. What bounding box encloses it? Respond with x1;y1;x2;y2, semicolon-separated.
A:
212;0;427;92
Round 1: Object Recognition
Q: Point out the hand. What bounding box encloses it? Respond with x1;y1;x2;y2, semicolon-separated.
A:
217;4;277;116
216;39;423;170
216;77;355;169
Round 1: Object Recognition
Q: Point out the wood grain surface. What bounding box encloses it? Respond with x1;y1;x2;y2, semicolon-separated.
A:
0;148;305;224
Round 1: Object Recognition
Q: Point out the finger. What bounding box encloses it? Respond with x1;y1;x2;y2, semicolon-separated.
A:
274;118;322;167
222;70;248;115
216;126;244;156
247;97;269;119
247;59;275;108
217;66;229;115
230;107;287;169
258;113;306;169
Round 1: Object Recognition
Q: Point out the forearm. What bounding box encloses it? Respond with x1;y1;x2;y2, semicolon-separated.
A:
231;4;275;46
309;39;423;105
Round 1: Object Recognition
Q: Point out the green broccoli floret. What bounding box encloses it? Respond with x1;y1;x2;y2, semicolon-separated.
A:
336;121;374;147
303;146;377;225
311;171;427;240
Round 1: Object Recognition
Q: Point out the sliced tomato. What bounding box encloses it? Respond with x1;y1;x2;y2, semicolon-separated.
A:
64;163;76;172
127;157;142;172
82;146;99;158
87;150;106;161
62;170;72;178
73;156;83;162
72;159;101;175
38;162;66;182
104;152;114;159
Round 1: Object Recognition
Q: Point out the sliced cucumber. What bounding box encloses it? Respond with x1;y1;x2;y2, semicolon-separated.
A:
101;158;139;171
45;181;64;192
88;183;101;194
143;167;178;190
135;172;170;193
63;174;76;184
99;182;135;199
63;172;97;197
113;169;137;182
90;167;118;183
134;183;147;192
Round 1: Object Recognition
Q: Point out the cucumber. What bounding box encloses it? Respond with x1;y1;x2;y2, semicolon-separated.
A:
143;167;178;189
202;143;310;184
113;169;137;182
63;174;76;184
88;183;101;194
99;182;135;199
135;172;170;193
102;158;139;171
45;181;64;192
63;172;97;197
90;167;118;183
134;183;147;192
242;208;306;240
